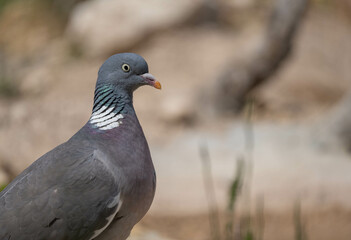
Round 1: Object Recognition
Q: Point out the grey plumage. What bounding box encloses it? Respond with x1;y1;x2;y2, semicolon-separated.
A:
0;53;160;240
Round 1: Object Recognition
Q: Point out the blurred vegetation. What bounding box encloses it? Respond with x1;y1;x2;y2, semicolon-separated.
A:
201;99;309;240
0;0;11;13
294;201;308;240
313;0;351;20
0;50;19;98
200;143;222;240
0;76;19;98
0;0;86;19
0;0;87;57
0;184;6;192
225;158;244;240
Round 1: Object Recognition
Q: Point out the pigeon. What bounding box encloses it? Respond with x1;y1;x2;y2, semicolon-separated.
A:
0;53;161;240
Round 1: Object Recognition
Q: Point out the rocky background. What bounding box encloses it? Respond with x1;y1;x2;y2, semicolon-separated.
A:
1;0;351;239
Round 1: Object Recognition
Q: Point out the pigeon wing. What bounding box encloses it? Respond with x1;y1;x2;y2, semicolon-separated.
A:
0;143;120;240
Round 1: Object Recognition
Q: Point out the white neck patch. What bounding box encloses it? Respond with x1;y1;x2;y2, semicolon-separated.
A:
90;107;124;130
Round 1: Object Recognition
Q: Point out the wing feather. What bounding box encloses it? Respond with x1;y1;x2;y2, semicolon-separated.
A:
0;142;120;240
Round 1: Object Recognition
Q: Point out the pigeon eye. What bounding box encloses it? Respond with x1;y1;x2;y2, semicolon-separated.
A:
122;64;130;72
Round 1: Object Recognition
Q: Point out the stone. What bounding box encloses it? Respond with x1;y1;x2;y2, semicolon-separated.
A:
66;0;202;56
160;94;195;125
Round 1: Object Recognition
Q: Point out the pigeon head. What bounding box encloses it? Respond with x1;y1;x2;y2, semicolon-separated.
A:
96;53;161;93
90;53;160;129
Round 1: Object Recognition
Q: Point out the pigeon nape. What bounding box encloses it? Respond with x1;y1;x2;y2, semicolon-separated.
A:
0;53;160;240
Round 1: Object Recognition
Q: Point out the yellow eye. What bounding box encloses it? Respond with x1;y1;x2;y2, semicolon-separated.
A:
122;64;130;72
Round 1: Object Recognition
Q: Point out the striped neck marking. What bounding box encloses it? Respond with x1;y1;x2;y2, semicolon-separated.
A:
90;86;125;131
90;110;123;130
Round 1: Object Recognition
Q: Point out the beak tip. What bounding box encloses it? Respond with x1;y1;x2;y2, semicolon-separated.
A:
141;73;161;90
154;81;162;90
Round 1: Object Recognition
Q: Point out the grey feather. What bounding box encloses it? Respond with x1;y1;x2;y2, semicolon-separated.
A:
0;53;157;240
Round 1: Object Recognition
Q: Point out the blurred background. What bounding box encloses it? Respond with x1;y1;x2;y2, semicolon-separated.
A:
0;0;351;239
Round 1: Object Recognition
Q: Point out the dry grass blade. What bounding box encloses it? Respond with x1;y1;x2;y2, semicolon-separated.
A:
200;143;222;240
225;157;244;240
294;200;308;240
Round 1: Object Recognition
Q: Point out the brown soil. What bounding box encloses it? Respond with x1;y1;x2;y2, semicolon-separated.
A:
142;207;351;240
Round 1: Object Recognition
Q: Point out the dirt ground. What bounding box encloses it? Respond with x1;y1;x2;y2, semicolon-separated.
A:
142;207;351;240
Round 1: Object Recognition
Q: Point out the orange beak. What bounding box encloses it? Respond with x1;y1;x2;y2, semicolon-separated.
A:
141;73;161;90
